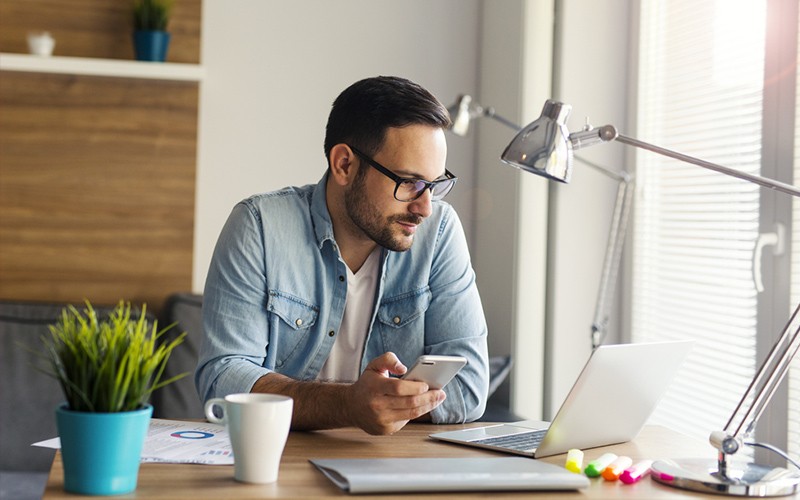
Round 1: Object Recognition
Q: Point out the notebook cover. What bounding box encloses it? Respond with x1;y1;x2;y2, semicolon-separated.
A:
309;457;589;493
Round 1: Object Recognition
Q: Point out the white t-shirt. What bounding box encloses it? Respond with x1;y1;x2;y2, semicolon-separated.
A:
317;248;381;382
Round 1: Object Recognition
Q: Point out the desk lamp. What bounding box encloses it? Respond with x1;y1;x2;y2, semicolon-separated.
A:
501;99;800;497
447;94;521;136
447;95;634;348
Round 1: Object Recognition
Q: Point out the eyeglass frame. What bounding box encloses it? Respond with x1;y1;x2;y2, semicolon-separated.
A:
348;144;457;202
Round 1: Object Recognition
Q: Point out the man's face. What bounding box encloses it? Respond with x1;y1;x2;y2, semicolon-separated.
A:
344;125;448;252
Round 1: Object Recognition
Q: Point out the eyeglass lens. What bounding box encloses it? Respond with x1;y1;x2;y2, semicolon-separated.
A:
396;178;455;202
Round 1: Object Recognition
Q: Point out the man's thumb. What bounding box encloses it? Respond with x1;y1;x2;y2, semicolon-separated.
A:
367;351;406;376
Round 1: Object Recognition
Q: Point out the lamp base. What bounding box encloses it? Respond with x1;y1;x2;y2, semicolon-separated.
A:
652;459;800;497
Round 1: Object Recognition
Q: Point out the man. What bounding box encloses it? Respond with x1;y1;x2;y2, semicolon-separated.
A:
196;76;488;435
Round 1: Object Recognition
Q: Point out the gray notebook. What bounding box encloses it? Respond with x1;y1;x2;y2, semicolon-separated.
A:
310;457;589;493
430;341;693;458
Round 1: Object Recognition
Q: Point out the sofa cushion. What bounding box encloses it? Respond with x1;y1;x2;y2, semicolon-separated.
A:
151;293;205;419
0;301;64;472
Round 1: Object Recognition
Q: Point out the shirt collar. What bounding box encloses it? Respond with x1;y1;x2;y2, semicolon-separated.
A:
311;171;336;249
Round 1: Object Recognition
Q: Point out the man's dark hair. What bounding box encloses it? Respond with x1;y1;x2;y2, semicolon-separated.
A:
324;76;451;163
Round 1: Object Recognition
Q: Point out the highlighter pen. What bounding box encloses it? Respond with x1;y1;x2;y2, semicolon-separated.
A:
601;455;633;481
565;449;584;473
619;460;654;484
584;453;618;477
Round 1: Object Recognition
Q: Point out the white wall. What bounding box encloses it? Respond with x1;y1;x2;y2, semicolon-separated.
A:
470;0;553;419
195;0;482;293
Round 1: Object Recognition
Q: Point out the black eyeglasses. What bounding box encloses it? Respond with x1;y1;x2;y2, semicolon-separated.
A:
349;145;457;202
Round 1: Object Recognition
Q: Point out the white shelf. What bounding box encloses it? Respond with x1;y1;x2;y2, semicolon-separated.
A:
0;53;204;82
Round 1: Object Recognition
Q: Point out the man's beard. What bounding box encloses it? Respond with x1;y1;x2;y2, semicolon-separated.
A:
344;169;422;252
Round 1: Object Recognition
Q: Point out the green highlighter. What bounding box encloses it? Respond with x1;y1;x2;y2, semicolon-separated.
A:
584;453;618;477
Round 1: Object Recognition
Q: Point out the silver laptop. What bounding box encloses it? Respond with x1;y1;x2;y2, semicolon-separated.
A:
430;341;692;458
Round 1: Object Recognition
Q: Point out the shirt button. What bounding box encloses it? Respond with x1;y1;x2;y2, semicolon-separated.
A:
393;316;401;324
339;275;345;282
328;330;335;337
295;318;303;327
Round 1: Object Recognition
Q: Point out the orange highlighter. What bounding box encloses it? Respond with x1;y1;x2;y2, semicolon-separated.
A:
619;460;654;484
601;456;633;481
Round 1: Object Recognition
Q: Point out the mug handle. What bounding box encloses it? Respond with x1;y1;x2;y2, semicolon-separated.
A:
204;397;227;424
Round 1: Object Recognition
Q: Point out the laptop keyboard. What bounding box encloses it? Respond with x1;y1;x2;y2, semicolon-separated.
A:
471;429;547;452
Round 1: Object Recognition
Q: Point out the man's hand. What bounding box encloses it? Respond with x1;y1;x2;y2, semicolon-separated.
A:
250;352;445;435
345;352;446;435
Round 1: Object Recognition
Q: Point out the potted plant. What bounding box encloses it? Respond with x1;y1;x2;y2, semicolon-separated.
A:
40;301;186;495
132;0;173;62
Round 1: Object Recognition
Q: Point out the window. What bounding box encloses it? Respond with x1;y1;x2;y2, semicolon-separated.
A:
789;6;800;459
631;0;796;458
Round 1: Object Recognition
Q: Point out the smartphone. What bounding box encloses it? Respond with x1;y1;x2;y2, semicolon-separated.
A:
401;355;467;390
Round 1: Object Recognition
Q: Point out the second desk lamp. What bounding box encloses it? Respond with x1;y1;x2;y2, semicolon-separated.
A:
447;95;633;349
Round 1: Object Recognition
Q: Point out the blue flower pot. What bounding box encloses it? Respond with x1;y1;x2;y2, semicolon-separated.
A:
133;30;171;62
56;403;152;495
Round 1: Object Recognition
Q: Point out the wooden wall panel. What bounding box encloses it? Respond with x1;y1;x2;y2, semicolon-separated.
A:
0;72;197;311
0;0;201;63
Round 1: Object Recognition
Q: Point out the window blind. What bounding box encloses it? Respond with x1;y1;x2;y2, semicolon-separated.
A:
632;0;765;446
788;6;800;459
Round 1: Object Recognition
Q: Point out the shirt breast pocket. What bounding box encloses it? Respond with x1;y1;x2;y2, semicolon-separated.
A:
376;288;432;358
267;290;318;367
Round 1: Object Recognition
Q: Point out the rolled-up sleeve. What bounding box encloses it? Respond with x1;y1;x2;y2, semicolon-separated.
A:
195;203;273;403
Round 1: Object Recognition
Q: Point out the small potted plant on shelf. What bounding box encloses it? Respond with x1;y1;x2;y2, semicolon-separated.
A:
132;0;174;62
40;301;186;495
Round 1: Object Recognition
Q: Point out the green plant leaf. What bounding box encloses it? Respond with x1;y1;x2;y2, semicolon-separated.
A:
133;0;173;32
38;300;186;413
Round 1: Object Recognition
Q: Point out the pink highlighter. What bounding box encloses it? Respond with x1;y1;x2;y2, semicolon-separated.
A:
619;460;654;484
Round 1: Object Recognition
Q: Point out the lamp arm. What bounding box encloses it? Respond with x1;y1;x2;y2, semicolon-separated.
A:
574;156;632;183
726;304;800;439
482;107;523;132
579;125;800;197
746;327;800;434
585;164;634;349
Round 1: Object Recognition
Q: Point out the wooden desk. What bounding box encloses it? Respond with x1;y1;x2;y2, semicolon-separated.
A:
42;424;748;499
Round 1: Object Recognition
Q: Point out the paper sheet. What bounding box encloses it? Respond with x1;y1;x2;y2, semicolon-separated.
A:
32;418;233;465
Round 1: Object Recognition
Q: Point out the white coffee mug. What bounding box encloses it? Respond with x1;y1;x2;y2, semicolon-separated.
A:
204;393;293;483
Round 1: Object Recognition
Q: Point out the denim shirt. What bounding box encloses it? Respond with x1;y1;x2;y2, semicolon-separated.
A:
195;173;489;423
